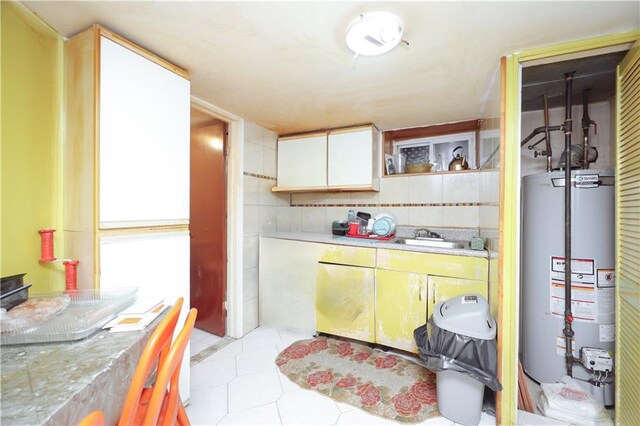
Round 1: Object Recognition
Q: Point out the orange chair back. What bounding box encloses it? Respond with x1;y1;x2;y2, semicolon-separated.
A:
78;410;105;426
143;308;197;426
118;298;184;426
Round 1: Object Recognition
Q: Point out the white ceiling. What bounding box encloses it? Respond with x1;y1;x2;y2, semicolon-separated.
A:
24;1;639;135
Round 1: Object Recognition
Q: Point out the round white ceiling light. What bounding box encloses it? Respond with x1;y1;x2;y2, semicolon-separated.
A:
345;12;403;57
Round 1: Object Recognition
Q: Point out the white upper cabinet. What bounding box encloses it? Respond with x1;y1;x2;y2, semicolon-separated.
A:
274;125;379;192
99;37;190;228
276;133;328;189
328;127;377;188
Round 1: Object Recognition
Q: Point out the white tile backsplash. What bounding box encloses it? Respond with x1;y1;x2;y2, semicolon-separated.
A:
243;175;260;206
300;208;326;233
442;172;480;203
325;207;348;224
243;266;258;302
276;192;290;206
261;127;278;150
350;190;379;204
442;206;480;227
243;236;259;269
263;147;277;178
276;206;292;232
323;192;351;204
479;205;499;229
408;174;443;204
259;206;277;234
259;179;278;206
290;193;304;204
379;176;409;204
279;173;490;231
242;298;259;334
289;207;303;232
408;207;443;227
301;192;327;205
242;122;281;334
243;141;263;175
480;170;499;204
243;205;260;237
383;207;409;226
244;121;262;146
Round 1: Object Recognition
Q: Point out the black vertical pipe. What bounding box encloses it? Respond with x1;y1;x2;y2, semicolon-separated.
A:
543;94;552;172
563;72;575;377
582;90;592;169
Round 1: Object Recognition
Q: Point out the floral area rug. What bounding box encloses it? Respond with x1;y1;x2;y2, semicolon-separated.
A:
276;337;439;423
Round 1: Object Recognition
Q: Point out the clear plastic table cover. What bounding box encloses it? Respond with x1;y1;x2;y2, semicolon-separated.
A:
0;288;137;345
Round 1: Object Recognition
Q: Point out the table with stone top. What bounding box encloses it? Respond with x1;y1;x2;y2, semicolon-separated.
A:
0;313;166;425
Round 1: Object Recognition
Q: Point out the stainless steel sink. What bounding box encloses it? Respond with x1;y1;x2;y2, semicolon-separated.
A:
390;237;469;249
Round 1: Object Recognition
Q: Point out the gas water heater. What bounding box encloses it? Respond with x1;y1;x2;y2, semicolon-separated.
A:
521;169;615;405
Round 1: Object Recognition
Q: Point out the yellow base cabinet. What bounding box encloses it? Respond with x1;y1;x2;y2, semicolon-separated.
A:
312;244;488;353
375;269;427;353
426;275;488;315
377;249;488;281
315;262;375;343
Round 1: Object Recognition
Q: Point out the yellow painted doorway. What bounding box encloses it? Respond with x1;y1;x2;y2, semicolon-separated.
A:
500;31;640;425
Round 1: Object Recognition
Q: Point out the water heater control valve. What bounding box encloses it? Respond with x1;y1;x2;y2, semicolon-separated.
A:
581;347;613;372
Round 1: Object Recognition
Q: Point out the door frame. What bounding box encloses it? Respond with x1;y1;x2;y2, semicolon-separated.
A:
191;96;245;338
499;30;639;424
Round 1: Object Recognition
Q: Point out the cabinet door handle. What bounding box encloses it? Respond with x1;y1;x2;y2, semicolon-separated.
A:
418;284;422;301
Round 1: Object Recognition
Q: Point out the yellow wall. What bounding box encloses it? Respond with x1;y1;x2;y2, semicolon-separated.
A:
1;1;64;292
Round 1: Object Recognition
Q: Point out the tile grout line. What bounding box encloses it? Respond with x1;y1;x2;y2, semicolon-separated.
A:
275;330;285;425
190;335;236;366
224;382;230;424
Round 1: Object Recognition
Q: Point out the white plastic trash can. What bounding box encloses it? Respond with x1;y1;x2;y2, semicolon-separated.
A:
437;369;485;425
432;294;496;426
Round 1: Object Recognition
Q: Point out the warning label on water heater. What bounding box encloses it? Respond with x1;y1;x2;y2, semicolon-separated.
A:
549;257;614;324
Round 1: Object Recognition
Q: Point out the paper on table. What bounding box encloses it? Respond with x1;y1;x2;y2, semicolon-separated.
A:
104;300;169;332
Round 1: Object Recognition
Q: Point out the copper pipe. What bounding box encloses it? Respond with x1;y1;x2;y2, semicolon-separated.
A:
520;125;562;147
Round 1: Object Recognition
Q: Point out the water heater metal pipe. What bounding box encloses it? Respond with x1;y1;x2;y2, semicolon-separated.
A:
581;90;597;169
543;94;552;172
563;72;575;377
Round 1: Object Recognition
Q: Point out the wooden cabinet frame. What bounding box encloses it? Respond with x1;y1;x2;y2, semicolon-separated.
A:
64;24;190;288
382;119;481;176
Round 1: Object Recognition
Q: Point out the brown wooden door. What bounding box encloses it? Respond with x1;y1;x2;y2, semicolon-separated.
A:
190;117;227;336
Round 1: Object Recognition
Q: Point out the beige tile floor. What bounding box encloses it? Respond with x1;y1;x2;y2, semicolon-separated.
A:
186;326;498;426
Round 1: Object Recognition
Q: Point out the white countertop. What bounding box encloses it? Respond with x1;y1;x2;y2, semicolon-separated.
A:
261;231;489;258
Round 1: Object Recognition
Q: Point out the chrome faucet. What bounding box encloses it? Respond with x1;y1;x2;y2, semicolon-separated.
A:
414;228;443;239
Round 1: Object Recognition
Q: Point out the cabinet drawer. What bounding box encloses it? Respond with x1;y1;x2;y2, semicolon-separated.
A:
319;245;376;268
377;249;487;281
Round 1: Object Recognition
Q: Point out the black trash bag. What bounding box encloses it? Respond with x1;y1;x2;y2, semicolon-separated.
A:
414;318;503;391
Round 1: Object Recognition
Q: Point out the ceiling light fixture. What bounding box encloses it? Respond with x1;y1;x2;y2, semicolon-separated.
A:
345;12;403;57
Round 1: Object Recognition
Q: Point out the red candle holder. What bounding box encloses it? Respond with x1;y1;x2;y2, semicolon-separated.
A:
63;260;80;291
38;229;56;262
